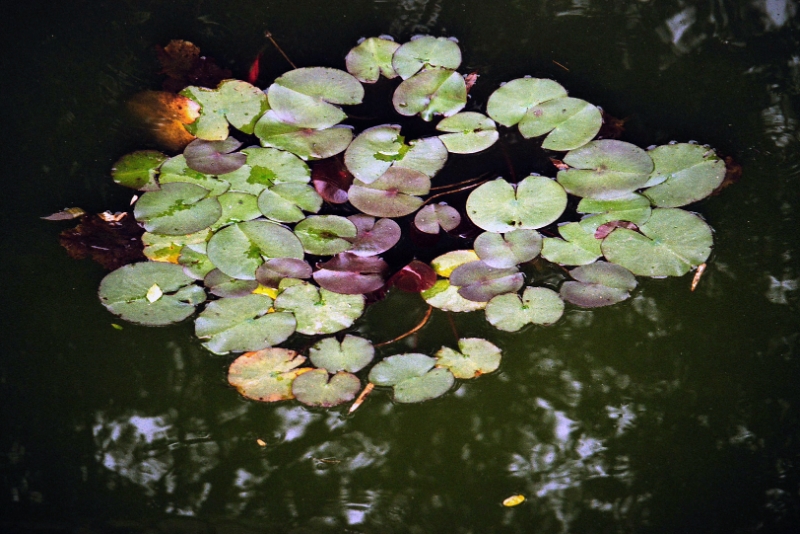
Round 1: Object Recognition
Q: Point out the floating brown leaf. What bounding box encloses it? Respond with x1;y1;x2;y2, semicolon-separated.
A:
59;213;145;270
595;220;638;239
127;90;200;151
156;39;232;93
596;111;627;140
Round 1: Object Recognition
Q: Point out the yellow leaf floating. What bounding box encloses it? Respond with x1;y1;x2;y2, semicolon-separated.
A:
252;285;279;299
502;494;525;507
146;284;163;303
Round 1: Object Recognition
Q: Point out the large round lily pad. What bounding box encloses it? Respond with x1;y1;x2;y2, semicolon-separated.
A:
294;215;357;255
541;222;602;266
465;175;567;232
392;36;462;79
436;112;499;154
560;261;637;308
642;143;726;207
292;369;361;407
111;150;166;191
435;338;502;379
346;36;400;83
227;348;312;402
348;167;431;218
557;140;654;200
183;137;246;175
474;230;542;268
254;111;354;160
518;96;602;151
485;286;564;332
181;80;269;140
274;281;365;335
601;208;713;277
268;67;363;129
309;335;374;373
99;262;206;326
368;353;455;403
134;182;222;235
158;154;230;196
486;78;568;127
392;67;467;121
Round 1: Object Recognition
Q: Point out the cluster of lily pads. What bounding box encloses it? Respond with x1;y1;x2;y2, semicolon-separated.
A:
98;35;724;408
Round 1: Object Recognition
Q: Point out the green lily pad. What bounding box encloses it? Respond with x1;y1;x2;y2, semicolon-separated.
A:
293;215;356;255
368;353;455;403
465;175;567;232
422;279;487;312
392;36;462;79
436;112;499;154
223;147;311;196
292;369;361;407
181;80;269;140
486;78;568;127
309;334;374;373
348;167;431;218
141;229;210;264
541;222;602;265
449;261;523;302
158;155;230;197
274;281;365;335
393;67;467;121
560;261;637;308
183;137;246;175
206;220;305;280
577;193;652;233
474;230;542;268
203;268;259;298
178;247;215;280
254;111;354;160
257;183;322;223
227;348;312;402
111;150;166;191
601;208;713;277
435;338;502;379
518;97;602;151
414;202;461;234
557;140;654;199
134;182;222;235
345;36;400;83
642;143;726;207
98;262;206;326
268;67;363;129
195;294;296;354
485;286;564;332
210;192;262;230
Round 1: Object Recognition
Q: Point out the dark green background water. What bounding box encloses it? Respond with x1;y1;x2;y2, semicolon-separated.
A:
3;1;800;532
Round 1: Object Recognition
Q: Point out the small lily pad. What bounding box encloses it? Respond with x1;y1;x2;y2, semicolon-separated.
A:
560;261;637;308
134;182;222;236
292;369;361;407
309;334;375;373
313;253;388;294
474;230;542;268
414;202;461;234
181;80;269;140
392;67;467;121
541;222;602;266
601;208;713;277
294;215;357;255
99;262;206;326
111;151;166;191
368;353;455;403
449;261;523;302
388;260;438;292
274;281;365;335
435;338;502;379
465;175;567;232
577;193;652;233
436;112;499;154
485;286;564;332
642;143;726;207
183;137;246;175
430;249;480;277
345;215;401;256
486;78;568;127
255;258;313;288
422;279;487;312
518;96;602;151
346;36;400;83
254;111;354;160
392;36;462;79
195;294;296;354
348;167;431;218
557;140;654;199
227;348;312;402
257;183;323;223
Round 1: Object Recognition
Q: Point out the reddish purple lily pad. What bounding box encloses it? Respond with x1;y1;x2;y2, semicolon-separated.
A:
313;253;388;294
184;137;247;175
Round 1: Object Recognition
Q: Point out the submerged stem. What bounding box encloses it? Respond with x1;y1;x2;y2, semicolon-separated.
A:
374;305;433;348
265;30;297;69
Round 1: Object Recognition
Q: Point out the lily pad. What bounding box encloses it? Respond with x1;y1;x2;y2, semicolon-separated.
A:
210;191;262;230
560;261;637;308
449;261;523;302
294;215;357;255
309;334;374;373
414;202;461;234
642;143;726;207
557;140;654;200
313;253;388;294
601;208;713;277
257;183;323;223
111;151;166;191
206;220;305;280
541;222;602;265
392;36;462;79
142;229;210;264
227;348;312;402
268;67;363;129
178;247;216;280
203;268;259;298
346;36;400;83
430;249;480;277
486;78;568;127
224;147;311;196
274;281;365;335
345;215;401;256
388;260;438;292
255;258;312;288
158;155;230;196
368;353;455;403
292;369;361;407
474;230;542;268
435;338;502;378
485;286;564;332
577;193;652;233
181;80;269;140
436;112;499;154
518;97;602;151
422;279;487;312
254;111;354;160
195;293;296;354
183;137;246;175
465;175;567;232
99;262;206;326
134;182;222;235
348;167;431;218
393;67;467;121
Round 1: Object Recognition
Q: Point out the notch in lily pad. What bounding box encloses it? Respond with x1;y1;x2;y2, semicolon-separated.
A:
486;77;568;127
345;215;401;256
254;111;354;160
392;36;462;79
181;80;269;140
292;370;361;407
348;167;431;218
466;175;567;233
368;353;455;403
346;36;400;83
313;253;388;294
541;222;602;266
183;136;246;175
111;150;167;191
309;334;375;373
449;260;523;302
435;338;501;379
414;202;461;234
474;230;542;268
274;281;365;335
485;286;564;332
642;143;726;207
393;67;467;121
557;140;654;200
560;261;637;307
436;112;499;154
519;96;602;151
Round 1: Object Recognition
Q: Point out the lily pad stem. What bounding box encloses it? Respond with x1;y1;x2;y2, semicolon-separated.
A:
374;305;433;348
421;180;488;208
265;30;297;69
429;173;490;192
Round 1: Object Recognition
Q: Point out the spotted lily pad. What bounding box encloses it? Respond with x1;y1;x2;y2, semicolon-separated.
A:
183;137;246;175
393;67;467;121
181;80;269;140
560;261;637;308
449;261;523;302
642;143;726;207
313;253;388;294
541;222;602;265
274;281;365;335
414;202;461;234
465;175;567;232
557;140;654;199
392;36;462;79
210;192;262;230
294;215;357;255
345;215;401;256
257;183;322;223
519;97;602;151
268;67;363;129
142;229;210;264
435;338;502;379
577;193;652;233
227;348;312;402
486;78;568;127
292;369;361;407
346;36;400;83
255;258;312;288
111;151;166;191
474;230;542;268
368;353;455;403
348;167;431;218
195;294;296;354
134;182;222;235
224;147;311;196
601;208;713;277
254;111;354;160
206;220;305;280
485;286;564;332
309;335;374;373
158;155;230;196
99;262;206;326
436;112;499;154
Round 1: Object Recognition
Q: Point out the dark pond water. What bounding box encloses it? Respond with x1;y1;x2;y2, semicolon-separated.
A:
3;1;800;532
